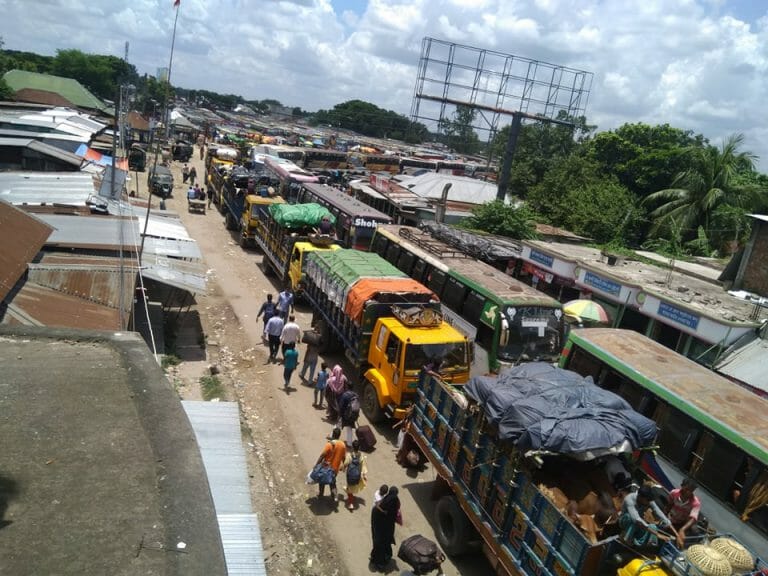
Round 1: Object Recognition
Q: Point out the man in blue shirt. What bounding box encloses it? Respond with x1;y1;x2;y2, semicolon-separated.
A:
276;288;294;320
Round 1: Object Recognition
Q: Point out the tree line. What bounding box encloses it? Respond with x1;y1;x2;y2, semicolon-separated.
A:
2;43;766;257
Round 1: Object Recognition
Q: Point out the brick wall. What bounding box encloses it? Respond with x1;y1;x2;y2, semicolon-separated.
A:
743;221;768;296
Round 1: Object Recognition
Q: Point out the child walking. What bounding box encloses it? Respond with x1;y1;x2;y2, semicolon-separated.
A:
314;362;329;408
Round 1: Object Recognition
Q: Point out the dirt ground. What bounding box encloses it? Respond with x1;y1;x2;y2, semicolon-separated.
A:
133;148;489;576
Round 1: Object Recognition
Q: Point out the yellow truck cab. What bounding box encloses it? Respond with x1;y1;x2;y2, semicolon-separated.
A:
363;306;470;421
244;194;284;247
288;240;340;294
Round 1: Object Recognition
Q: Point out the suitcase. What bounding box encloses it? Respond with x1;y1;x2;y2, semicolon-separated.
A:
356;425;377;452
397;534;444;575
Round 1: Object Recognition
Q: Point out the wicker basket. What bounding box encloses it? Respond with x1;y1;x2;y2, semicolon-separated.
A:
710;538;754;572
685;544;733;576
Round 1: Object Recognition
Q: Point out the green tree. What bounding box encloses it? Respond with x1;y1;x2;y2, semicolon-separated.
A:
51;49;137;99
490;113;593;198
587;123;706;199
643;133;758;241
459;200;538;239
562;179;638;243
438;105;480;154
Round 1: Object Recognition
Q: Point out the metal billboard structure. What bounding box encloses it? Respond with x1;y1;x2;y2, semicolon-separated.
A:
409;37;593;200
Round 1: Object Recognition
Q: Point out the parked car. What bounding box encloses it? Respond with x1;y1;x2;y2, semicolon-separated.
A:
148;164;174;198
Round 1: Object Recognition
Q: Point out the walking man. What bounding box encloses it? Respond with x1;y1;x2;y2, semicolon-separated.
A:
188;165;197;186
182;163;190;183
283;345;299;389
264;314;284;363
256;294;277;340
300;326;322;384
280;314;301;360
276;288;294;320
315;427;346;501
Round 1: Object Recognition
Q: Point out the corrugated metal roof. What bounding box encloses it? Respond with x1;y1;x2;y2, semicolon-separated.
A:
181;401;266;576
401;172;500;205
36;213;142;251
4;282;125;329
716;333;768;394
141;252;207;294
0;200;53;301
0;137;83;166
27;259;137;312
11;88;74;108
142;237;202;260
0;171;96;208
4;70;107;111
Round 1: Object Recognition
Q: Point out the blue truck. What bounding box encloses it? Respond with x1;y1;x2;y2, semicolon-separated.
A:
407;370;767;576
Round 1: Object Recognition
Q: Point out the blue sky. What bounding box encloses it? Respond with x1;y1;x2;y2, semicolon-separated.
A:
3;0;768;170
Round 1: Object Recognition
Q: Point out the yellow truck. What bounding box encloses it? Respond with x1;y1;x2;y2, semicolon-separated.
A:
302;249;471;421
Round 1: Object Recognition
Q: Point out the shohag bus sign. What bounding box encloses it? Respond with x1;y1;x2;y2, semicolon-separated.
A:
353;217;379;229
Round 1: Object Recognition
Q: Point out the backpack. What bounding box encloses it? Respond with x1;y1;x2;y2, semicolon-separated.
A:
344;394;360;422
346;453;362;485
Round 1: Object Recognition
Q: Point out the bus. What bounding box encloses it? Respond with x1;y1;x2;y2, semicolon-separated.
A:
250;144;305;164
436;160;468;175
303;149;349;170
560;327;768;556
295;183;393;251
399;157;438;173
264;155;320;201
372;224;563;374
348;152;401;174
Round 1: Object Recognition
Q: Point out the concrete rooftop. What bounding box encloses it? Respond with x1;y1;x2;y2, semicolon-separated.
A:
0;326;226;576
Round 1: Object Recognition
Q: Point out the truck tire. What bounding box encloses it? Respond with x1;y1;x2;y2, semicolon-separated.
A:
362;380;385;424
225;212;236;231
435;495;472;556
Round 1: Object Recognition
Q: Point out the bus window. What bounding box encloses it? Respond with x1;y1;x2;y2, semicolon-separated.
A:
427;269;448;297
411;259;429;284
654;404;701;470
385;243;400;266
692;431;744;502
442;276;467;311
564;346;602;380
461;291;485;324
397;250;417;276
372;234;388;257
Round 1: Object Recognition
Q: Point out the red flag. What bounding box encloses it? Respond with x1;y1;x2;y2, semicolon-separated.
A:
173;0;180;6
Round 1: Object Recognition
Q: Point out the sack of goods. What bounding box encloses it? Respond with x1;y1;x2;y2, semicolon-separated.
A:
397;535;445;575
309;463;334;486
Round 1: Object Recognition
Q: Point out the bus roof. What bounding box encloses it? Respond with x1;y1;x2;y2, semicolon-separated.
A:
567;328;768;464
377;224;561;307
301;183;393;223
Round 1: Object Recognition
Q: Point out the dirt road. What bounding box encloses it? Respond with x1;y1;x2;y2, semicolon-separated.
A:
133;149;491;576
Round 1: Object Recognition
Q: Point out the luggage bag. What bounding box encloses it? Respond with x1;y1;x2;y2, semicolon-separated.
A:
356;424;377;452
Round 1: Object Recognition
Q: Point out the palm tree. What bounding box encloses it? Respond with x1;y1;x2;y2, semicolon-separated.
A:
643;133;758;239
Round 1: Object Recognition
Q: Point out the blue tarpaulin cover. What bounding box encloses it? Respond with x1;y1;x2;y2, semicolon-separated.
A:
464;362;657;455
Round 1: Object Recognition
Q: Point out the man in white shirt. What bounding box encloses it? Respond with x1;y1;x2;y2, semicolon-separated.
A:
264;315;284;363
280;314;301;361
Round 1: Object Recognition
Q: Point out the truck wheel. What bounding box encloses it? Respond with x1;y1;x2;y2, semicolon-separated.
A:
362;380;385;423
435;496;472;556
225;212;235;230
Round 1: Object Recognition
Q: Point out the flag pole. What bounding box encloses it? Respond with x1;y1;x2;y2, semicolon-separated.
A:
164;1;181;140
140;0;181;263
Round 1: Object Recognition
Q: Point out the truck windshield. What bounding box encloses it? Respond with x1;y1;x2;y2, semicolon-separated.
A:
498;306;561;362
403;342;467;375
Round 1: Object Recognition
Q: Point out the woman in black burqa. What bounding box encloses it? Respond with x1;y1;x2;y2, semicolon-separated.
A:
370;486;400;570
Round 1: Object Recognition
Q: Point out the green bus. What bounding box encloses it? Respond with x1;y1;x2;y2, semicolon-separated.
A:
560;327;768;556
372;224;563;374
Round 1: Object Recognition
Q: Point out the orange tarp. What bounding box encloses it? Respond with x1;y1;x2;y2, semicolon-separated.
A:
344;278;435;325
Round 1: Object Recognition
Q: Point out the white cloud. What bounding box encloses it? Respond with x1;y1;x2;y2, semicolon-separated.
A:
2;0;768;167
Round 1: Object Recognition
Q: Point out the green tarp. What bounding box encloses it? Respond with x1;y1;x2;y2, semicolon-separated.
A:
269;203;335;228
308;250;406;289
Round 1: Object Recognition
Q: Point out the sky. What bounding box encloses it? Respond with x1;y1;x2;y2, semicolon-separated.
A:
2;0;768;169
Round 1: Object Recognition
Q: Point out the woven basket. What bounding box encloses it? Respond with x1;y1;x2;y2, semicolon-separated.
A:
710;538;754;572
685;544;732;576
